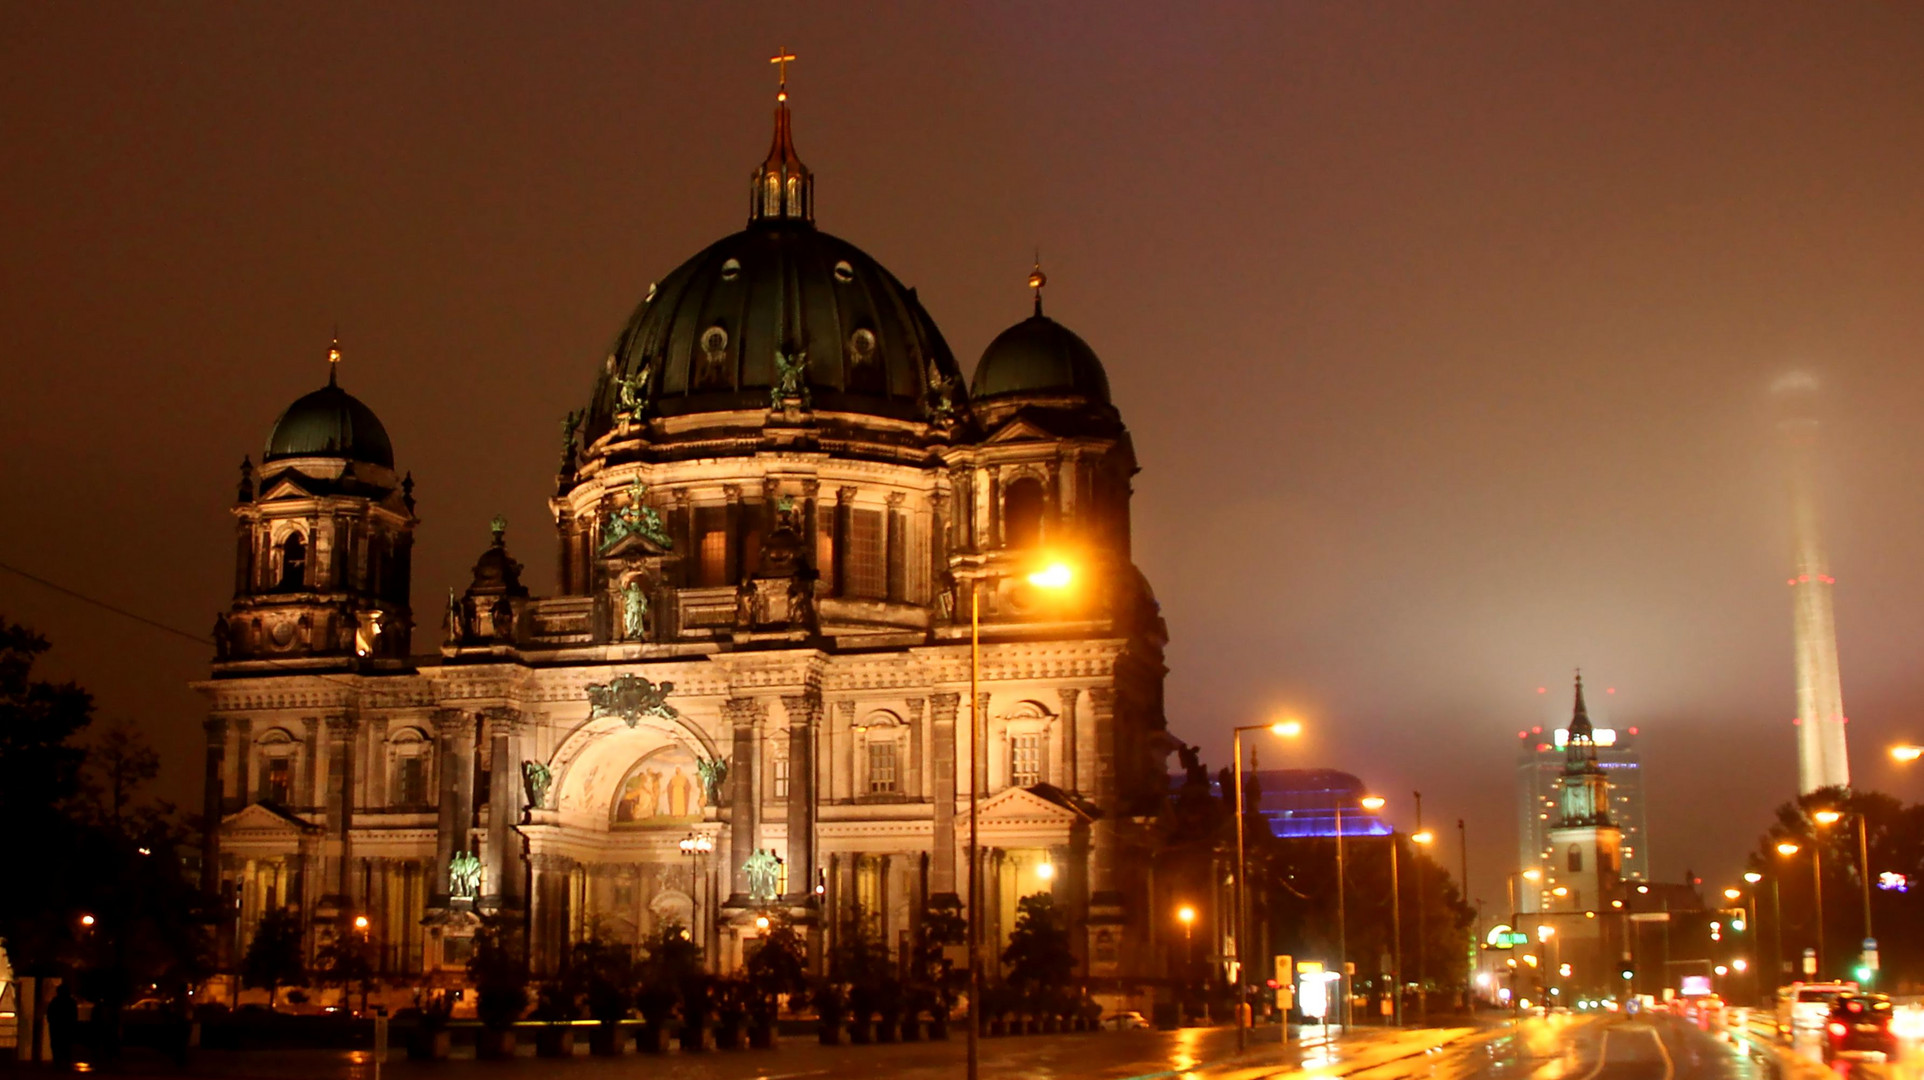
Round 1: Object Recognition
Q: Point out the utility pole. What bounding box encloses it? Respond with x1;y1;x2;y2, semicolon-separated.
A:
1414;791;1426;1025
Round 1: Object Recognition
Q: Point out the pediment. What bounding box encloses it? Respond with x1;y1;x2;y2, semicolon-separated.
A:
260;474;318;501
598;530;673;560
222;802;320;835
982;417;1061;444
978;785;1090;824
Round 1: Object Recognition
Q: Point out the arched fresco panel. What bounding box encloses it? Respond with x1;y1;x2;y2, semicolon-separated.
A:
611;744;708;828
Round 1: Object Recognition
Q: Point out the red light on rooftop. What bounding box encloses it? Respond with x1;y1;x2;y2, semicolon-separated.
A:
1792;718;1803;726
1606;687;1615;694
1537;743;1551;752
1627;726;1638;735
1532;726;1542;734
1518;731;1528;739
1536;687;1547;694
1787;578;1798;586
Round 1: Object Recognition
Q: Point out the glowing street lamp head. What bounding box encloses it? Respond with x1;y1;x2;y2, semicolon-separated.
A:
1522;869;1542;882
1027;561;1074;590
1813;809;1843;826
1412;830;1435;845
1744;871;1763;884
1551;886;1568;897
1733;959;1749;973
353;915;370;930
79;914;95;927
1035;862;1055;881
1271;719;1303;738
1176;905;1196;925
755;915;770;930
1723;888;1741;901
1776;841;1801;857
1891;745;1924;763
1359;795;1386;811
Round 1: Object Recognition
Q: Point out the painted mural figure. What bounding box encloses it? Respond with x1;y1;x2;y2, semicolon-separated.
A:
613;745;708;826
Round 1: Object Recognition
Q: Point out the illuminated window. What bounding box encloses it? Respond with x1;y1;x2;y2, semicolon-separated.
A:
262;757;292;804
1567;845;1582;873
847;509;885;598
699;530;728;586
773;757;789;799
1003;478;1045;549
816;532;834;589
1012;734;1043;787
867;740;898;794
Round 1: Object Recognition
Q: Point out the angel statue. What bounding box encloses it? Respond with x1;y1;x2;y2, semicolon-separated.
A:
771;350;810;409
616;365;652;416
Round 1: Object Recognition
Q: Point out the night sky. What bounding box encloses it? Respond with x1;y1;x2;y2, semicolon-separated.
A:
7;2;1924;913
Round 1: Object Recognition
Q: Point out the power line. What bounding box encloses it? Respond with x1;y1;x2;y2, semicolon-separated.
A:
0;559;212;647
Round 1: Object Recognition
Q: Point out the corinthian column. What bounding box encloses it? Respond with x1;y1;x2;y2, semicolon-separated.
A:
781;692;822;901
723;697;765;902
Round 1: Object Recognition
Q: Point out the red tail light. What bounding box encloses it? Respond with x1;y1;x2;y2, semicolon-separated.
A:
1828;1022;1848;1037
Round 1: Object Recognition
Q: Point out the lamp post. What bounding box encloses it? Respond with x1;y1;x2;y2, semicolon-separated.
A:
1816;806;1873;980
1410;826;1435;1024
1360;795;1401;1027
1177;904;1198;1015
1334;798;1350;1029
678;833;713;945
1506;868;1542;915
967;558;1073;1080
1776;839;1819;976
1231;718;1302;1049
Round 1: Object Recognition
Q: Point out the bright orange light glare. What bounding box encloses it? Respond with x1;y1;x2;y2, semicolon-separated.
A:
1027;562;1073;589
1813;809;1842;825
1744;872;1763;884
1522;869;1542;881
1723;888;1741;901
1891;745;1924;763
1176;905;1196;925
1360;795;1386;811
1412;830;1435;845
1776;841;1801;856
353;915;370;930
1271;719;1303;738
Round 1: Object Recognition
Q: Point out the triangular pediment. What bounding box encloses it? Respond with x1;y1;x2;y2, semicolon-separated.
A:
260;474;318;501
978;785;1089;824
222;802;320;834
982;417;1061;444
598;530;673;560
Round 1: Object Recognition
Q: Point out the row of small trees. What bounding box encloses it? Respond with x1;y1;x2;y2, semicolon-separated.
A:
440;889;1089;1049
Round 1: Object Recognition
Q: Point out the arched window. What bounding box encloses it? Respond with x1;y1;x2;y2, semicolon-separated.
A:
857;712;907;796
1003;478;1045;549
256;728;298;804
277;532;307;591
1566;844;1583;873
389;727;430;807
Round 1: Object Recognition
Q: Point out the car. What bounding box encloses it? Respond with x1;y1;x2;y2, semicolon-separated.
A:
1777;981;1857;1040
1103;1011;1151;1030
1825;994;1898;1061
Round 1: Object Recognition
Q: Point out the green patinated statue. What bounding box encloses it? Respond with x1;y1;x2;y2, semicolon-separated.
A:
521;760;552;810
743;848;782;902
448;851;482;900
771;350;810;409
586;673;678;727
600;478;674;552
696;756;728;803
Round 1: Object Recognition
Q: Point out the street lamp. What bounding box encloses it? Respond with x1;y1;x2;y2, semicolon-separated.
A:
1890;745;1923;763
1231;717;1303;1050
1815;807;1873;970
967;557;1074;1080
1776;838;1821;976
678;832;713;947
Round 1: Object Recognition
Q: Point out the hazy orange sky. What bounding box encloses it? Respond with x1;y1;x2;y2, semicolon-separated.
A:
6;2;1924;909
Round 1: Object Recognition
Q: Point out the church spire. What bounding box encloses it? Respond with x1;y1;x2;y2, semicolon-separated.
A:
1565;671;1600;767
750;48;813;225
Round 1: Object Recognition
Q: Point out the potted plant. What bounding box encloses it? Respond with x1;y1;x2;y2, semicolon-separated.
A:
712;976;748;1050
468;914;529;1059
568;932;635;1056
634;919;701;1053
874;977;904;1042
406;993;453;1061
744;910;806;1049
633;981;677;1054
677;974;716;1051
531;985;579;1058
812;981;848;1046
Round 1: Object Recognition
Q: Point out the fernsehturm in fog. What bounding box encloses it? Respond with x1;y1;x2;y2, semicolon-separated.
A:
1777;373;1851;793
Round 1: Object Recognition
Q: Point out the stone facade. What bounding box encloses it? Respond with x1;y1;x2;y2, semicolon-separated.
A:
196;93;1173;992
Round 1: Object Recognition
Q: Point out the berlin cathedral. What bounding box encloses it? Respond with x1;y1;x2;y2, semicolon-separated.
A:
195;74;1174;992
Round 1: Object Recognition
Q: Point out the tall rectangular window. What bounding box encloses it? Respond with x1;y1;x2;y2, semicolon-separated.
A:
395;756;426;806
1011;734;1043;787
816;533;834;590
263;757;292;804
699;530;728;586
773;757;790;799
866;740;898;794
847;509;885;598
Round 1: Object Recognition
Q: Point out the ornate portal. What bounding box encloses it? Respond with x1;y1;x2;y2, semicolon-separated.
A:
586;673;678;727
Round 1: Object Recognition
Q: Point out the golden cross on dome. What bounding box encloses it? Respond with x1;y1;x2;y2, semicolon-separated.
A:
770;47;796;101
326;333;342;385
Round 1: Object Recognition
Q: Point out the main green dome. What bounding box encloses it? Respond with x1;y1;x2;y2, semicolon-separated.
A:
583;100;963;442
264;376;394;468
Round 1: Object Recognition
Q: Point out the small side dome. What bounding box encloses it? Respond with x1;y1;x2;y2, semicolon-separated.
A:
263;342;395;467
970;311;1110;405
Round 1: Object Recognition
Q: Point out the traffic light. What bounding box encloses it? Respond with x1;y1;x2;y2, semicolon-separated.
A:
1620;965;1634;981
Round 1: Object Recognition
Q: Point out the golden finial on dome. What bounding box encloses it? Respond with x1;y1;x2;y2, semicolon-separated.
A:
327;333;342;386
1028;252;1047;315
